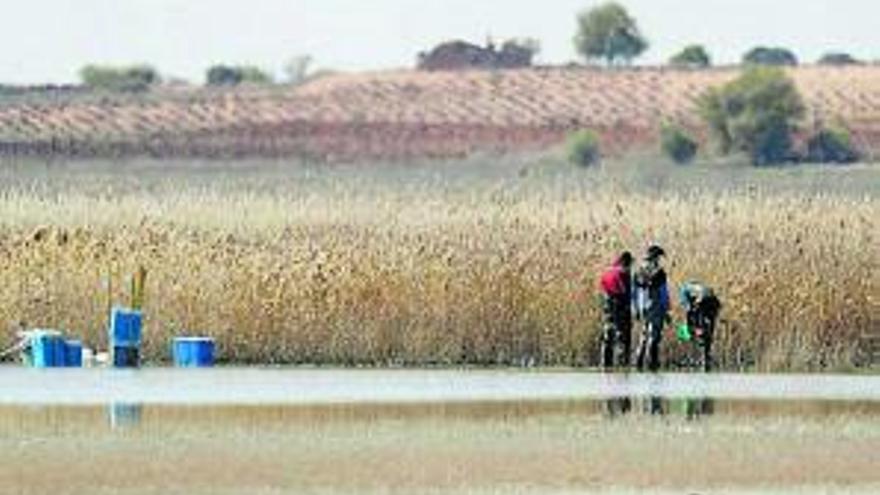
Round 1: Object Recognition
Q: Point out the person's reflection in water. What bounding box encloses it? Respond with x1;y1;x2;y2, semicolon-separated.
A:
604;396;715;419
604;396;633;418
604;396;669;417
644;396;667;416
683;397;715;420
107;403;144;430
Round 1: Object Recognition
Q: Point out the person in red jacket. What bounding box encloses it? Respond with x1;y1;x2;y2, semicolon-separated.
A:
599;251;634;369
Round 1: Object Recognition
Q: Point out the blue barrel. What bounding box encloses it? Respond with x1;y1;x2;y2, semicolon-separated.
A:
31;331;66;368
64;340;83;368
110;307;143;347
112;346;140;368
108;403;143;429
172;337;215;367
110;307;143;368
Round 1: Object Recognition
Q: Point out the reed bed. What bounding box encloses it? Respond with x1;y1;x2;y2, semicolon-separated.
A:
0;158;876;371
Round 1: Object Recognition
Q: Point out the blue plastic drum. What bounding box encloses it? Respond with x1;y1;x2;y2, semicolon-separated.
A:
172;337;215;368
110;307;143;347
31;331;65;368
64;340;83;367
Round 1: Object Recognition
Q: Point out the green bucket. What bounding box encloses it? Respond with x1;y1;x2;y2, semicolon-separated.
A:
676;324;692;342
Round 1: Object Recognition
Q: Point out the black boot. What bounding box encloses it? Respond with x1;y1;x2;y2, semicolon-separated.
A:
635;335;647;371
601;331;615;369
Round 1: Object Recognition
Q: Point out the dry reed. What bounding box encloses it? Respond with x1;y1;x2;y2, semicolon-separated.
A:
0;158;876;371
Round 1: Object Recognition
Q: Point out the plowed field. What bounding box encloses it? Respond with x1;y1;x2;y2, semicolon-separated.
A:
2;66;880;161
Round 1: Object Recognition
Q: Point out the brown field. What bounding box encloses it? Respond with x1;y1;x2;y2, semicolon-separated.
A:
2;66;880;160
0;159;876;370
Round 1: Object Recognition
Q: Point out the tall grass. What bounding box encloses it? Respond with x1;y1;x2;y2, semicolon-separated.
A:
0;158;876;371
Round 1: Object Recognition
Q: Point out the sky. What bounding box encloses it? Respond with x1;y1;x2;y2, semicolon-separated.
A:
3;0;879;84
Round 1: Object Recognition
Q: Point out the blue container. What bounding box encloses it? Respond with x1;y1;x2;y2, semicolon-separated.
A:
173;337;215;368
112;346;140;368
31;331;66;368
110;307;143;347
64;340;83;368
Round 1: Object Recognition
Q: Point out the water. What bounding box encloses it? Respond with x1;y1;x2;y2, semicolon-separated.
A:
2;369;879;405
1;369;879;494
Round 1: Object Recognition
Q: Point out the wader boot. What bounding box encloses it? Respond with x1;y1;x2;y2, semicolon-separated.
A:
601;297;633;369
600;297;617;369
698;319;715;372
618;317;632;368
636;317;663;372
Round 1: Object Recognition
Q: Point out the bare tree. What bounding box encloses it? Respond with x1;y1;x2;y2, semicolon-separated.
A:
284;55;314;85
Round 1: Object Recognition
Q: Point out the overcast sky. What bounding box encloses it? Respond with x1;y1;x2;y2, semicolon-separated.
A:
3;0;878;84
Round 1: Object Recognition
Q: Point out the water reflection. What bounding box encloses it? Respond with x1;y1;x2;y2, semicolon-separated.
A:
605;396;715;419
107;403;143;429
681;396;715;419
1;399;877;495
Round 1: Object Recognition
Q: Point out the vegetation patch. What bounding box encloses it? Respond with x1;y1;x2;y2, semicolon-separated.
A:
79;65;161;93
566;130;601;167
660;124;699;164
699;67;805;166
806;126;860;164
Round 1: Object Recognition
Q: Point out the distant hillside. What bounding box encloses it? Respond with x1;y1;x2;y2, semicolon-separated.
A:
1;66;880;161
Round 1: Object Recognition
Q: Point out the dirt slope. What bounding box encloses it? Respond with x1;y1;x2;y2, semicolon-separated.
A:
1;66;880;161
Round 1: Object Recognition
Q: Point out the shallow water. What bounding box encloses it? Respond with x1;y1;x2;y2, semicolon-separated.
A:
1;368;879;405
1;369;878;494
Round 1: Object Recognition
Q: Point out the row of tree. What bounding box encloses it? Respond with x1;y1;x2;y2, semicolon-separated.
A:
567;3;862;166
78;57;314;92
575;2;863;68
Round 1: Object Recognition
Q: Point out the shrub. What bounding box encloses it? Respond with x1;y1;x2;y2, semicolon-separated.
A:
743;46;798;66
660;125;699;164
817;52;861;66
418;39;538;71
574;2;648;66
79;65;161;92
206;65;273;86
669;45;711;69
806;127;859;164
699;67;805;166
566;130;601;167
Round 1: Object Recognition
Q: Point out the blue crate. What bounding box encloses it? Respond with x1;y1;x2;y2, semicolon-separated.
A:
172;337;215;368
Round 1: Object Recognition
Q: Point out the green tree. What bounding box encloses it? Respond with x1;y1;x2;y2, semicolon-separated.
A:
206;65;241;86
660;124;699;164
574;2;648;66
806;126;859;164
239;66;273;84
699;67;805;166
817;52;860;66
742;46;798;66
79;65;161;92
566;129;601;167
503;38;542;58
206;65;273;86
669;45;711;68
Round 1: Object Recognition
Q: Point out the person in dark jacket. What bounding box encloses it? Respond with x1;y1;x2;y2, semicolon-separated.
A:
634;245;670;372
679;281;722;372
599;251;634;368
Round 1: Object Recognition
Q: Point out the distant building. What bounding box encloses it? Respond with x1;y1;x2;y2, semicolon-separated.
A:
417;40;536;71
